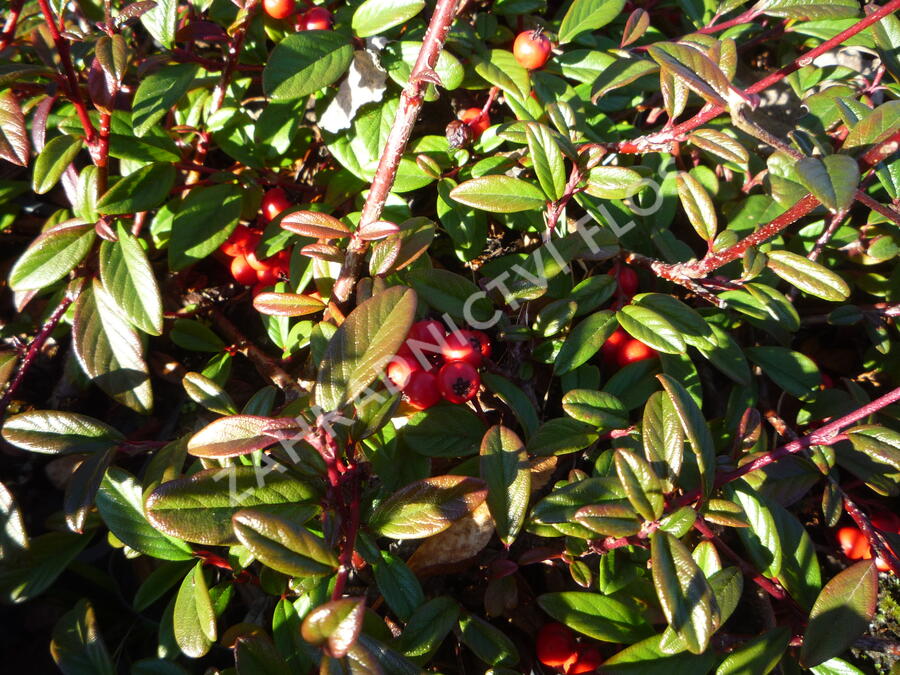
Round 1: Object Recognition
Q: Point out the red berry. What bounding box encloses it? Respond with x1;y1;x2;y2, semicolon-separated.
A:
459;108;490;138
263;0;295;19
403;371;441;410
536;623;579;670
256;265;280;286
616;338;657;368
230;255;259;285
837;527;871;561
600;327;629;366
569;644;603;674
442;331;482;367
821;372;834;389
406;319;446;360
221;226;261;257
610;264;639;298
438;361;480;404
261;187;291;222
465;329;492;359
513;30;552;70
387;352;421;389
303;6;332;30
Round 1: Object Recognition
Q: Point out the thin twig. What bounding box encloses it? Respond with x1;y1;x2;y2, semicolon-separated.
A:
332;0;461;306
0;0;24;51
0;286;82;418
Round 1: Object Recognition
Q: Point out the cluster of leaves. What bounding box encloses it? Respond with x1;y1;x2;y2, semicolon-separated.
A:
1;0;900;672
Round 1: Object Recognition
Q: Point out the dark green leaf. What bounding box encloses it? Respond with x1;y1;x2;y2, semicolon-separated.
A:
98;223;163;335
2;410;123;454
449;176;546;213
168;183;243;270
263;31;353;101
479;425;531;546
173;562;216;658
132;64;198;136
800;561;878;667
9;220;95;291
50;599;115;675
33;134;83;194
233;509;338;577
537;591;653;642
559;0;628;44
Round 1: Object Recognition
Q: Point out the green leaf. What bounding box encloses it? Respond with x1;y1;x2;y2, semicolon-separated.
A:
800;561;878;668
402;405;485;458
795;155;859;212
765;249;850;301
96;162;175;215
687;128;749;167
168;183;243;270
0;88;29;167
760;0;859;20
574;502;642;537
182;371;237;415
479;425;531;546
524;122;566;201
65;447;114;533
187;415;298;458
140;0;177;48
235;634;292;675
96;467;193;560
840;425;900;496
406;269;497;325
33;134;83;194
397;596;459;659
715;627;791;675
537;592;652;642
50;599;115;675
301;598;365;659
0;481;27;560
458;613;519;667
602;633;717;673
844;100;900;148
558;0;628;44
352;0;425;37
98;223;163;335
562;389;629;430
145;467;320;546
584;166;646;199
554;310;617;374
526;418;598;456
632;293;715;349
263;31;353;100
617;304;686;354
726;481;783;575
316;286;416;411
369;475;488;539
72;279;153;414
641;390;684;490
648;42;734;108
746;346;820;399
232;509;338;577
657;374;716;501
676;171;717;242
372;551;425;621
9;220;95;291
0;530;90;604
132;64;198;137
614;448;663;521
173;562;216;658
2;410;123;454
651;531;720;654
449;176;546;213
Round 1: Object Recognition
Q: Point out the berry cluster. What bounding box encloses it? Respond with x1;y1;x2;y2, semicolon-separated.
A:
837;512;900;573
262;0;332;30
220;188;292;293
537;623;602;674
387;320;491;411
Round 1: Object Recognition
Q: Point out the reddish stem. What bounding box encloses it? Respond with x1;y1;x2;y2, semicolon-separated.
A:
697;7;761;34
0;289;80;418
856;190;900;227
35;0;97;146
0;0;23;51
673;385;900;508
332;0;461;305
843;495;900;575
